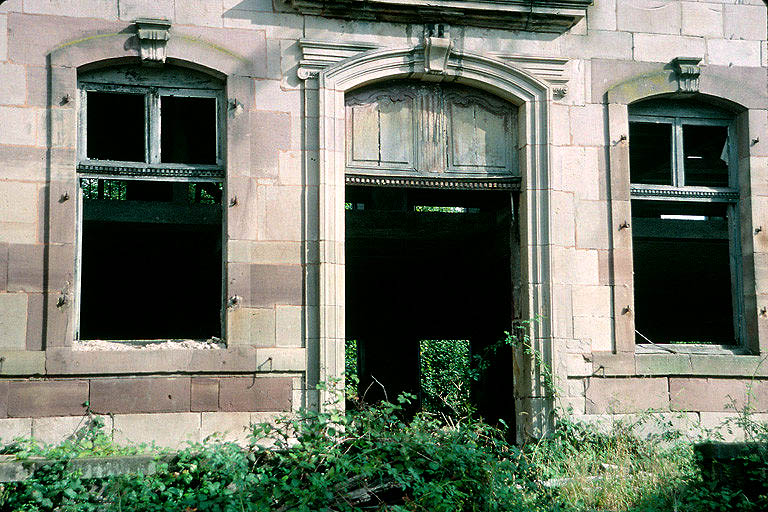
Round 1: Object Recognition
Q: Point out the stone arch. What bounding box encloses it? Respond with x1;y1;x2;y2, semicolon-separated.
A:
312;45;555;438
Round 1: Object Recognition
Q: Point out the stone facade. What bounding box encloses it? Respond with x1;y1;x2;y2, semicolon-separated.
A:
0;0;767;445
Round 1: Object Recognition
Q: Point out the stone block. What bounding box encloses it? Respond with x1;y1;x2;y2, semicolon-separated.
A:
250;241;302;265
264;185;302;241
219;376;292;412
566;352;592;377
0;417;32;442
250;264;303;307
253;79;300;116
8;243;74;292
569;104;605;146
174;0;223;27
228;307;276;346
201;411;251;445
31;415;101;446
572;285;612;317
0;182;36;228
0;146;46;181
587;0;615;31
0;293;27;350
585;377;669;414
7;380;88;417
0;63;26;106
550;191;575;248
681;2;722;38
251;110;291;173
276;305;303;347
707;39;762;67
227;176;260;240
0;15;6;61
7;13;128;66
563;30;632;60
575;200;610;250
0;351;44;375
113;413;201;449
723;4;767;41
89;377;191;414
573;316;613;352
118;0;175;21
633;33;705;63
574;249;599;285
567;377;586;397
278;150;303;186
551;284;573;338
0;243;7;290
191;377;219;412
617;0;681;35
23;0;119;19
670;378;768;412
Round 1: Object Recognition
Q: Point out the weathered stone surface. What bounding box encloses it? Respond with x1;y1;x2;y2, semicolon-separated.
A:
707;39;762;68
251;110;291;173
0;294;27;350
228;307;276;346
0;417;32;443
219;376;292;412
89;377;191;414
633;33;705;63
670;378;768;412
276;305;303;347
585;377;668;414
201;411;251;444
191;377;219;412
0;351;45;376
113;413;201;448
0;62;26;106
8;380;88;417
250;264;303;307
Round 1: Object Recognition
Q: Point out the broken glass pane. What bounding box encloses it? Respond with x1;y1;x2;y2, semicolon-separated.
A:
161;96;217;165
629;121;673;185
683;124;729;187
87;91;145;162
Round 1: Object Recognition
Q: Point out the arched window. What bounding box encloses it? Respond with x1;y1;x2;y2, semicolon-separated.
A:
628;98;740;346
75;65;225;341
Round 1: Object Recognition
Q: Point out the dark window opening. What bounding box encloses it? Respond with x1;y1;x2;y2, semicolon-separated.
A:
161;96;217;165
78;179;223;341
632;200;735;345
86;91;145;162
629;121;672;185
683;124;729;187
345;186;515;426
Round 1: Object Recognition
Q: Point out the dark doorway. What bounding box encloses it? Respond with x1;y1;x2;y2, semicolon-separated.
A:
345;186;516;426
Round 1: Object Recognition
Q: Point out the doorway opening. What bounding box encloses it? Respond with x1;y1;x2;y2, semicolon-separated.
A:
345;185;516;426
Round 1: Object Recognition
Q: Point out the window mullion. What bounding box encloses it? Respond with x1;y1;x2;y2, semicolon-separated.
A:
673;119;685;187
148;89;161;164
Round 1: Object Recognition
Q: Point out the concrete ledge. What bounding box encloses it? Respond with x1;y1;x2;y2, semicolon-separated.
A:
0;453;174;482
45;347;306;375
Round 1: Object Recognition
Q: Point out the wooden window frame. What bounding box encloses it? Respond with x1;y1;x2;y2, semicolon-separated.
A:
74;69;227;343
629;103;743;351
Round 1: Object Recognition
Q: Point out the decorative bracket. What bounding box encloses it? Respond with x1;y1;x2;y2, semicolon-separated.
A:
135;18;171;64
423;25;452;76
672;57;702;93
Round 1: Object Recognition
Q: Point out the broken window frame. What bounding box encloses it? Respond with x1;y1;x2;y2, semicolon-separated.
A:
629;102;743;348
74;68;226;343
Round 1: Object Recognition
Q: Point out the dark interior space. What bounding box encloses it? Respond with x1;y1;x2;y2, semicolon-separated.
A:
345;186;516;425
86;91;146;162
79;179;223;341
161;95;218;165
632;200;735;344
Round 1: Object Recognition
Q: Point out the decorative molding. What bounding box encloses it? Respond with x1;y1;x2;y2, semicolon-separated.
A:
630;185;738;201
671;57;702;93
346;174;521;190
423;26;452;76
134;18;171;64
297;40;379;80
284;0;589;32
297;39;569;98
491;53;570;98
77;163;224;180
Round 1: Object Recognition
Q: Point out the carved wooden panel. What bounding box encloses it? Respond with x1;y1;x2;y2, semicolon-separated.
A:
345;82;517;180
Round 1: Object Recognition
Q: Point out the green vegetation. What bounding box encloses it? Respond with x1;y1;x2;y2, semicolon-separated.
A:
2;328;768;510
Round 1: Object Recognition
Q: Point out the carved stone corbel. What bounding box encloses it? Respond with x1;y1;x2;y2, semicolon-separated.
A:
672;57;702;93
423;25;452;76
135;18;171;64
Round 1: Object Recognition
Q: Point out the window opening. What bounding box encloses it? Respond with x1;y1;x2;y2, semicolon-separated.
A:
76;66;225;342
629;101;739;346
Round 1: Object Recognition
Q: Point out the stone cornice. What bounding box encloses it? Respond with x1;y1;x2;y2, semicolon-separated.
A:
284;0;590;32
